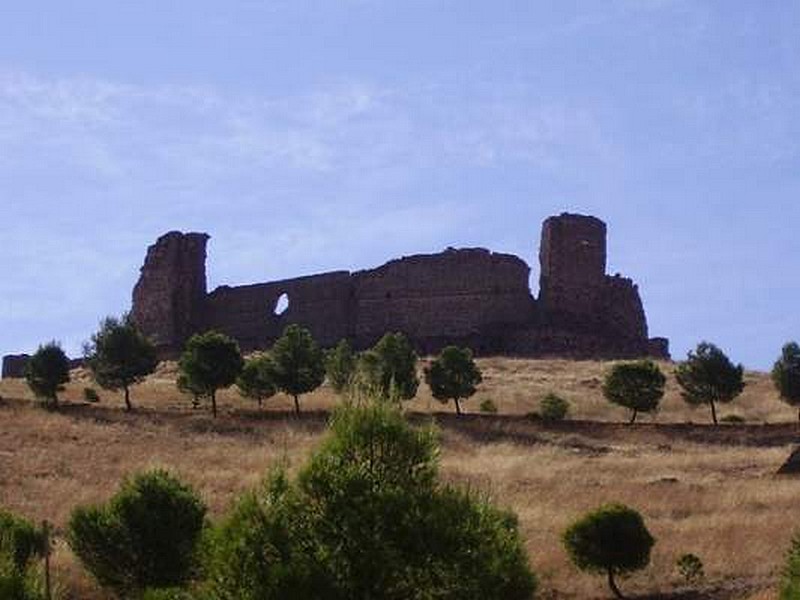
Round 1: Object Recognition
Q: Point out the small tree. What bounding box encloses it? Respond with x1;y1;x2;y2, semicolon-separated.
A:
324;339;356;394
358;332;419;400
424;346;482;415
25;341;70;407
603;360;666;424
675;342;745;425
85;315;158;411
204;401;537;599
271;325;325;415
563;503;655;599
237;354;277;409
177;373;205;409
178;331;243;418
67;469;206;597
773;342;800;422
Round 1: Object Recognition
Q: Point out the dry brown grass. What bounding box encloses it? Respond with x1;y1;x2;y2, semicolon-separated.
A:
1;358;796;599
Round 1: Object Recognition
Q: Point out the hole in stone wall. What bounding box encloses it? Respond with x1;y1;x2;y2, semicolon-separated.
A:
273;292;290;316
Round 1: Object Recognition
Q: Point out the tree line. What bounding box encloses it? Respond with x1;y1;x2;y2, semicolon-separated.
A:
19;316;800;424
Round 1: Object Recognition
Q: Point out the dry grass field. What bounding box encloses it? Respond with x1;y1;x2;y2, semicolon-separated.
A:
1;358;797;599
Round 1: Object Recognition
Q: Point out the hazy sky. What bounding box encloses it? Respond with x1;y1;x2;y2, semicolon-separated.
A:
1;1;798;369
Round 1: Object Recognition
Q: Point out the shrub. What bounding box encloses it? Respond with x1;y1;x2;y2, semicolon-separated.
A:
719;414;745;424
68;469;207;597
783;534;800;599
602;360;666;424
85;315;158;411
540;393;569;421
562;503;655;599
0;510;45;570
0;511;46;600
270;325;326;415
204;402;537;599
236;354;277;409
83;387;100;403
479;398;498;414
424;346;483;415
25;342;70;407
0;554;44;600
773;342;800;422
141;588;198;600
358;333;419;401
676;342;745;425
325;339;357;394
178;332;243;418
676;553;704;584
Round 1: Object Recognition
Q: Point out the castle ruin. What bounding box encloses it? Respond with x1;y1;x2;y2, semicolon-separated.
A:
129;213;669;360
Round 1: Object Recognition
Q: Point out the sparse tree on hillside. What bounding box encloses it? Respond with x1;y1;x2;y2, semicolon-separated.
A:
773;342;800;422
324;339;357;394
563;503;655;599
675;342;744;425
237;353;277;409
358;332;419;400
25;341;70;407
271;325;325;415
178;331;243;418
424;346;482;415
602;360;666;424
85;315;158;411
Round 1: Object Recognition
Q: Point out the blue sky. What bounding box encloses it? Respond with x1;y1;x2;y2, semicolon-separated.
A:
1;1;798;370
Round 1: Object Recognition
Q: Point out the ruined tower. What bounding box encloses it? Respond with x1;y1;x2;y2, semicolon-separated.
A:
539;213;607;322
130;231;209;352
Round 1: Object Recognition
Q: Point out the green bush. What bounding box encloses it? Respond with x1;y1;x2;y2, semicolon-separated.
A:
479;398;498;414
719;414;745;424
562;503;655;599
0;554;44;600
83;387;101;403
782;535;800;599
676;553;704;584
0;510;45;571
204;401;537;600
141;588;198;600
540;393;569;421
68;469;207;597
0;511;46;600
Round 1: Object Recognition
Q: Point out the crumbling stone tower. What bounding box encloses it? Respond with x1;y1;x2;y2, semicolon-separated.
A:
130;231;209;351
539;213;607;323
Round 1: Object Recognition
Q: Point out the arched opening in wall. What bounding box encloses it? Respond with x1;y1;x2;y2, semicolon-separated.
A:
273;292;290;316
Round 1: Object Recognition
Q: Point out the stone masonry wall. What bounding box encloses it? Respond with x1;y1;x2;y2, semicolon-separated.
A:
130;231;209;352
125;214;668;361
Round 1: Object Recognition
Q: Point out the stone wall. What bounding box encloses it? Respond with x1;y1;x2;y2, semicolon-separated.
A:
127;213;669;361
352;248;535;352
204;271;354;351
2;354;30;378
130;231;209;352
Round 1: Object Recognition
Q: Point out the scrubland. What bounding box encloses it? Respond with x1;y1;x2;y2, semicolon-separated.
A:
0;358;796;599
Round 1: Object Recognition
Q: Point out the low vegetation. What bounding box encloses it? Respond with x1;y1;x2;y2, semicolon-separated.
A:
4;336;800;598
